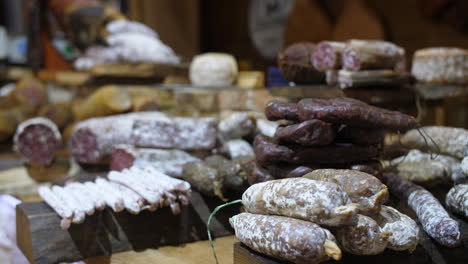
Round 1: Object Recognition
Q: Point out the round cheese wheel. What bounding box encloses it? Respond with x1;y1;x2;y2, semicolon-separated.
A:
189;53;238;86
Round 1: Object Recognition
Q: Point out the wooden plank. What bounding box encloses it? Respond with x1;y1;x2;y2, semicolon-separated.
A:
17;191;240;264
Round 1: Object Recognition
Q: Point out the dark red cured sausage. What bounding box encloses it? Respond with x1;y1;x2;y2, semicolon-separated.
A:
254;135;380;165
312;41;346;72
267;164;317;179
14;117;61;165
264;100;299;121
342;40;405;71
278;42;325;84
336;125;385;145
297;97;418;131
274;119;336;146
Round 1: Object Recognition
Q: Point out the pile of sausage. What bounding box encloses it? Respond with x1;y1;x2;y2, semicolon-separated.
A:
38;166;191;230
278;39;407;88
251;97;418;182
231;170;420;264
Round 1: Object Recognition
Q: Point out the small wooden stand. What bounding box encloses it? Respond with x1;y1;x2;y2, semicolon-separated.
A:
17;192;239;264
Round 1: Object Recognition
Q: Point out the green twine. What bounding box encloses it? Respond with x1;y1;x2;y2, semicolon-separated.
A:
207;199;242;264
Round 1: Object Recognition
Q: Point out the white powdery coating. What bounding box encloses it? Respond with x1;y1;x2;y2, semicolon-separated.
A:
256;119;279;138
13;117;61;150
242;178;355;226
403;126;468;159
67;182;105;211
412;47;468;84
109;182;143;214
408;189;461;247
38;186;73;219
461;157;468;175
446;184;468;218
218;112;254;140
108;170;162;204
231;213;335;264
347;39;405;57
378;205;420;252
94;178;125;212
189;53;238;86
64;184;95;216
223;139;254;159
52;186;85;224
106;20;158;39
391;149;461;182
118;145;200;177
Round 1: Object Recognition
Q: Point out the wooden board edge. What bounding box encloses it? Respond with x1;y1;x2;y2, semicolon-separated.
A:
16;203;34;263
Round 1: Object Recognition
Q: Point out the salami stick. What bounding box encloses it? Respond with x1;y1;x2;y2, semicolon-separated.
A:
107;170;162;205
264;100;299;121
110;145;199;177
342;40;405;71
297;97;418;131
312;41;346;71
277;42;325;84
303;169;388;215
13;117;61;165
446;184;468;218
71;112;217;164
67;182;105;211
109;182;143;214
376;205;420;252
218;112;254;140
273;119;335;146
242;178;359;226
254;135;380;165
230;213;342;264
64;184;95;216
52;186;86;224
256;119;279;138
334;214;391;255
38;186;73;229
336;125;385;146
381;173;461;247
92;178;125;212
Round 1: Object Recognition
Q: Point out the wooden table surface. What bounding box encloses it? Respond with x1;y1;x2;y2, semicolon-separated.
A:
84;235;237;264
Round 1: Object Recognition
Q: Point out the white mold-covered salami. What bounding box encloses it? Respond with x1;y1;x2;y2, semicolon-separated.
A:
461;157;468;183
342;40;405;71
218;112;254;140
334;214;391;255
110;145;200;177
222;139;254;159
109;182;143;214
376;205;420;252
446;184;468;218
93;178;125;212
67;182;105;211
231;213;342;264
242;178;359;226
382;173;461;247
71;112;217;164
403;126;468;159
108;170;162;205
64;184;95;216
255;119;279;138
38;186;73;220
51;185;86;224
14;117;61;165
391;149;462;183
303;169;388;215
412;47;468;84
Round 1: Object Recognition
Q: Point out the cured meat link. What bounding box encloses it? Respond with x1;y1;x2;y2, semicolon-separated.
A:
297;97;418;131
381;173;461;247
446;184;468;218
64;184;95;216
231;213;342;264
242;178;359;226
92;178;125;212
303;169;388;215
264;100;299;121
334;214;391;255
312;41;346;71
336;125;385;146
274;119;336;146
14;117;62;165
254;135;380;165
67;182;105;211
278;42;325;84
342;40;405;71
51;185;86;224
